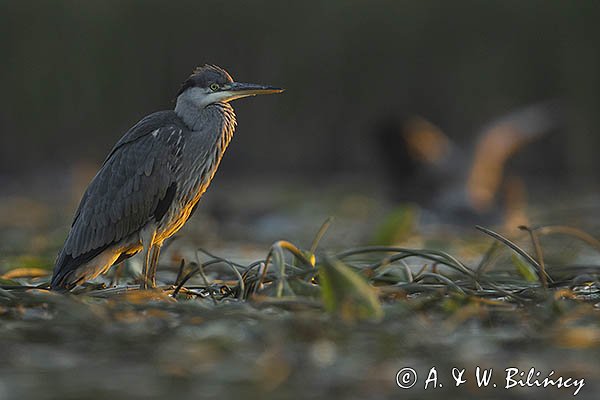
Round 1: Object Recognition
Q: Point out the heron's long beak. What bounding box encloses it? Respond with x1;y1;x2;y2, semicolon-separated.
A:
221;82;284;102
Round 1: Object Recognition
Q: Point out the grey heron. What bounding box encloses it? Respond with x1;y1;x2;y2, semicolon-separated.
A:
51;64;283;291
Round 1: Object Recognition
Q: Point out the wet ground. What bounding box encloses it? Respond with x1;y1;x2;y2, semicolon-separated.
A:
1;172;600;399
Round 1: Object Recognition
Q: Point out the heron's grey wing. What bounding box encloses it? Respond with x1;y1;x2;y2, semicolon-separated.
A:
52;119;186;287
68;111;182;226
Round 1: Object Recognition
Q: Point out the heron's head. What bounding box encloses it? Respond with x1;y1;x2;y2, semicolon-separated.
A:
176;64;284;109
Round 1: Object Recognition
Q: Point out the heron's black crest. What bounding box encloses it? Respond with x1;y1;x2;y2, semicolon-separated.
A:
177;64;234;96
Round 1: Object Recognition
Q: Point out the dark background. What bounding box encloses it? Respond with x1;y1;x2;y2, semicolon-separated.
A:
1;5;600;399
1;0;599;183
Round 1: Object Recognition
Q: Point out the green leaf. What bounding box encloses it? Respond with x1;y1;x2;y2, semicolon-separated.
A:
372;206;417;245
318;256;383;322
287;278;321;299
511;254;538;282
0;277;20;286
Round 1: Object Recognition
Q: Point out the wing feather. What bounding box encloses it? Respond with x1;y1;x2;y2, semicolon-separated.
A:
52;112;187;289
66;135;176;257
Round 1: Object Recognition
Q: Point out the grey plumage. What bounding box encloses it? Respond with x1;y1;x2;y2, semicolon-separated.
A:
51;65;283;291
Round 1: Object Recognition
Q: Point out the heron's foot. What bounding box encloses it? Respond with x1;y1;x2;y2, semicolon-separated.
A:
139;274;157;290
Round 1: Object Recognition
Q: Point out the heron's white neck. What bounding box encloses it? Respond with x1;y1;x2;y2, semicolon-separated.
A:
175;98;198;129
175;90;236;135
175;89;208;129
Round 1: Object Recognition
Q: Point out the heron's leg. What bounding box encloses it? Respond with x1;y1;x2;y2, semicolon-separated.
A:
110;262;124;287
148;244;162;289
140;243;154;290
140;226;157;290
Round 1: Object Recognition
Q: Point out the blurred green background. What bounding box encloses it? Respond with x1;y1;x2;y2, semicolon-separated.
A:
1;0;599;179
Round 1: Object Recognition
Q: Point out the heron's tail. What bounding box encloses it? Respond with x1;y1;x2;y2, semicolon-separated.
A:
50;249;77;292
50;245;109;291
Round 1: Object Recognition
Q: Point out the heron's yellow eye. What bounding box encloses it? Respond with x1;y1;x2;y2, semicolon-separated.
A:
210;83;220;91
